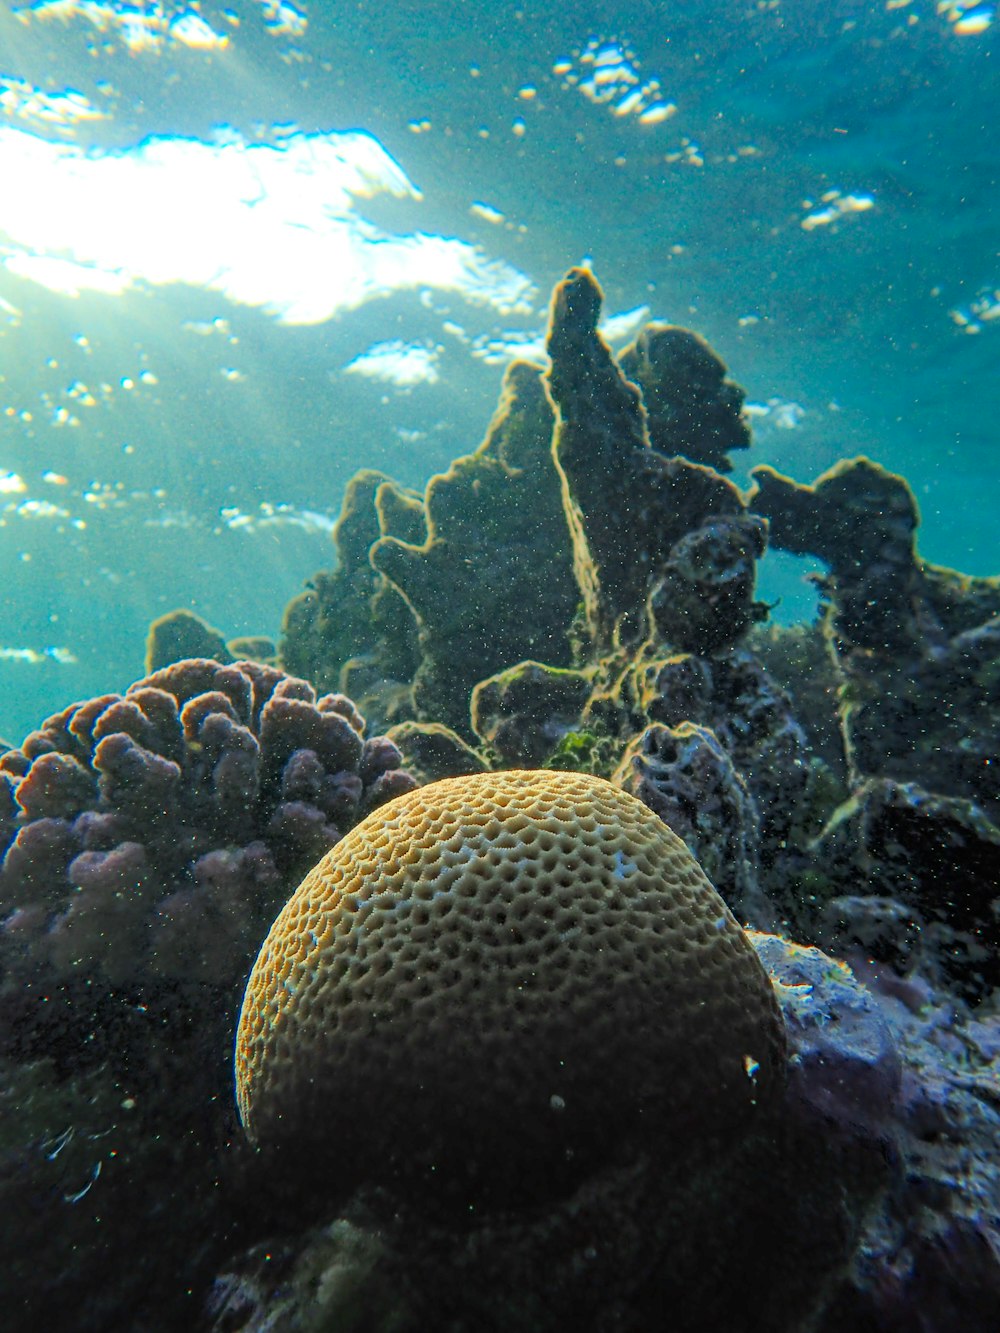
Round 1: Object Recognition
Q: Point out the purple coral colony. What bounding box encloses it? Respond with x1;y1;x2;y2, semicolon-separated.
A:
3;269;998;1332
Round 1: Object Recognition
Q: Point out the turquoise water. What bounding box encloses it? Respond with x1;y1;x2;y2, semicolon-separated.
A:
2;7;999;1330
0;0;996;742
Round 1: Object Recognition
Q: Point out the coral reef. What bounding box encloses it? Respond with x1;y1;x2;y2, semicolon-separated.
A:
146;608;233;672
470;660;593;767
236;769;785;1213
371;361;578;734
280;469;423;700
0;658;415;1066
6;263;1000;1332
546;267;766;654
146;612;277;676
752;934;902;1147
751;457;1000;814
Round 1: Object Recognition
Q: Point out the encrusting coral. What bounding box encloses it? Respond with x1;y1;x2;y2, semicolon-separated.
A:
578;645;842;921
235;768;786;1213
614;721;769;926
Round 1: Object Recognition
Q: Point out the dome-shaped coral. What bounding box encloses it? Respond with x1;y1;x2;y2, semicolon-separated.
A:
236;768;785;1211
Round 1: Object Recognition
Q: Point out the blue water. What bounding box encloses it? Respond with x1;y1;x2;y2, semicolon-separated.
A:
0;0;997;743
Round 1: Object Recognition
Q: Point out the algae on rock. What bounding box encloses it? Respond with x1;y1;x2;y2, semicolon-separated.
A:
371;361;578;735
546;267;767;656
618;322;751;473
471;660;593;768
752;457;1000;816
280;469;423;700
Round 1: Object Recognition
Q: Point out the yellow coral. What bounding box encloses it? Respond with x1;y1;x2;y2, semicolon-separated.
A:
235;769;785;1209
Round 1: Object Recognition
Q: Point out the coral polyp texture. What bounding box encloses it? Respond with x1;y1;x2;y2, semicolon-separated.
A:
235;768;786;1211
614;720;767;925
0;658;415;1060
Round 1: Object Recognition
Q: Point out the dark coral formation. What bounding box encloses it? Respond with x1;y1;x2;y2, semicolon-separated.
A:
0;658;415;1064
813;777;1000;996
470;660;593;767
0;1045;271;1333
546;267;767;654
751;457;1000;992
278;270;765;741
280;468;423;700
146;608;233;672
618;322;752;473
614;721;768;925
751;457;1000;814
747;621;847;779
371;361;578;733
608;648;842;911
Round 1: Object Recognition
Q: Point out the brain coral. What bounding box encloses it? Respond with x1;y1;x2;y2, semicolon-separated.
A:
236;768;786;1211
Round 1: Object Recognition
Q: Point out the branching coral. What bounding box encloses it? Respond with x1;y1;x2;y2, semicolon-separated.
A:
0;658;415;1066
